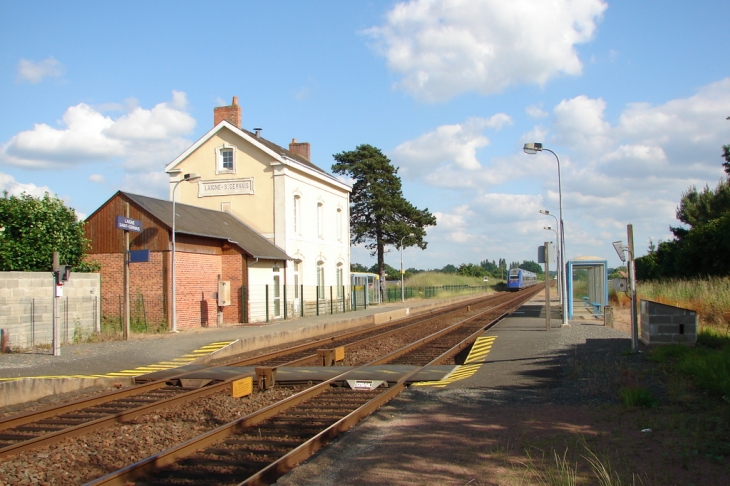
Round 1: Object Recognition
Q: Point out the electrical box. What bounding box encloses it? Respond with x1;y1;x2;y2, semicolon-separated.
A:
612;278;628;292
218;280;231;306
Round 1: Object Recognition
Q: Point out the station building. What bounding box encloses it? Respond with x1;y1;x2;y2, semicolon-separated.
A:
84;97;352;329
165;97;351;303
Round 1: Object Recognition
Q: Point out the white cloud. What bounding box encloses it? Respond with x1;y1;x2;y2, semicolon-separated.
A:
88;174;106;184
16;57;65;84
526;105;548;119
391;114;511;179
0;91;196;171
0;172;53;197
367;0;607;101
120;170;170;200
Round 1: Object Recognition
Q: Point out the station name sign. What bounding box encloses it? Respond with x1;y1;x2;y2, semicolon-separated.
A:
116;216;142;233
199;178;254;197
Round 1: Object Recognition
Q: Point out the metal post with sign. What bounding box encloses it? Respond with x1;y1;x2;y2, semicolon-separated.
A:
116;210;143;340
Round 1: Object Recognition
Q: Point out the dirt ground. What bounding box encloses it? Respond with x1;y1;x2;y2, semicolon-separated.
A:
276;306;730;486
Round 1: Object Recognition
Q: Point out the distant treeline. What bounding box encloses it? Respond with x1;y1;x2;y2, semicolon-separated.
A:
351;258;544;281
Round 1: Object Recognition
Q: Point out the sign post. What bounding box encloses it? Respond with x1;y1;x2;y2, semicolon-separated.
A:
116;208;142;340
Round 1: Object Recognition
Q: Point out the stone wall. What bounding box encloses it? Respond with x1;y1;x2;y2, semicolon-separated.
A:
0;272;101;350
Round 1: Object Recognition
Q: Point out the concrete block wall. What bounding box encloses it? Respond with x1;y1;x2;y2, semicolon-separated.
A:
0;272;101;350
640;299;697;346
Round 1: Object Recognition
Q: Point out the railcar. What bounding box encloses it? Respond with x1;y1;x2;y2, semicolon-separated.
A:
506;268;538;291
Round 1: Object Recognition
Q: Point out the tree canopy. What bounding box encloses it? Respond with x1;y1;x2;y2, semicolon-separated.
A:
637;117;730;279
332;144;437;274
0;192;89;272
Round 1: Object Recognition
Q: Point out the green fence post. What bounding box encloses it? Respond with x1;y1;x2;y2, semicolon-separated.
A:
300;285;304;317
316;287;320;316
265;285;269;323
283;285;287;320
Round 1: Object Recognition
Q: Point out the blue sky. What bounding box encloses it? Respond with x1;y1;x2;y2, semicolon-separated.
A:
1;0;729;271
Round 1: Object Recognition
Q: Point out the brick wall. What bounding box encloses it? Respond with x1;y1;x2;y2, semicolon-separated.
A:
221;253;243;323
213;96;241;128
91;250;247;330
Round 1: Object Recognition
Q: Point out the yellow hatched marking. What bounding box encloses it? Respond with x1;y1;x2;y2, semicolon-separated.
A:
3;340;238;381
413;336;497;387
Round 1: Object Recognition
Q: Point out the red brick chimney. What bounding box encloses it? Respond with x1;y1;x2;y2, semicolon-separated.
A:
289;138;311;161
214;96;241;128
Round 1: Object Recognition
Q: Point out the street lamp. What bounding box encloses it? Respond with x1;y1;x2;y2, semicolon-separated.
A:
541;209;563;306
400;234;413;302
524;143;568;326
171;172;201;332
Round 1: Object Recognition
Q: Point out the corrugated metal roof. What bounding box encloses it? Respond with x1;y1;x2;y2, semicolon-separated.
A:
123;192;291;261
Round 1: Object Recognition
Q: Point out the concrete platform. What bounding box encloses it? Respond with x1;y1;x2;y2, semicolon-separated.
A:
0;294;485;407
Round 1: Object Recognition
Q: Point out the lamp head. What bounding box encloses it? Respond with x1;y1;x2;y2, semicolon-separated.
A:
539;209;550;215
543;226;552;231
183;173;201;182
523;142;543;154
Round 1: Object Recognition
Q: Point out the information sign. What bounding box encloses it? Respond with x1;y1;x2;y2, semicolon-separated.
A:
116;216;142;233
231;377;253;398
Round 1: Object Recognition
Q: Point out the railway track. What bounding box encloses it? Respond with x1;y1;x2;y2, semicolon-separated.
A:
86;287;540;485
0;292;516;459
0;287;541;484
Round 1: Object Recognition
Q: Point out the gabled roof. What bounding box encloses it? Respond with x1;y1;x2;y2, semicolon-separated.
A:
122;192;291;261
165;121;351;193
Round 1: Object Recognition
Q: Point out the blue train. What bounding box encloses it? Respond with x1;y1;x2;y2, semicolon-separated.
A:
506;268;538;291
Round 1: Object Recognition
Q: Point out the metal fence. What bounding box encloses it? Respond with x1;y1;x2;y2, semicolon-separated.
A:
0;296;99;351
244;283;492;323
102;293;168;333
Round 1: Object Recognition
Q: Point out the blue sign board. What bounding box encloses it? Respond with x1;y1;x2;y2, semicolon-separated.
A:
116;216;142;233
129;249;150;263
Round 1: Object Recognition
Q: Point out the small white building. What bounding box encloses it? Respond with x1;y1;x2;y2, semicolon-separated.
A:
164;97;352;319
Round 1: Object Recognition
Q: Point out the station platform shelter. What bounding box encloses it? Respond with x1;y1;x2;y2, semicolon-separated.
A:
566;256;608;320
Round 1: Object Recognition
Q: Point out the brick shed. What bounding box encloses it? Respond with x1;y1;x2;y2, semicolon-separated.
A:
84;191;290;329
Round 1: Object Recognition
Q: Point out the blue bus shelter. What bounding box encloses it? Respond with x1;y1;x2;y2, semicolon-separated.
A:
566;256;608;319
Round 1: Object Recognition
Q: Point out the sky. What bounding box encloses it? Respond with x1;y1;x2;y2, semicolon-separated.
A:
1;0;729;272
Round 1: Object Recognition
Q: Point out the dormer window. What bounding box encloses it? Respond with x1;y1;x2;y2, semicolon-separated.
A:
215;145;236;174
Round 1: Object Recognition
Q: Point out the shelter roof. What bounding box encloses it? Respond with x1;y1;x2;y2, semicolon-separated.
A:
121;192;291;261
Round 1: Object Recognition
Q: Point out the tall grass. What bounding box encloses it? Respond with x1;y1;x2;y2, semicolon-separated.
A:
610;276;730;331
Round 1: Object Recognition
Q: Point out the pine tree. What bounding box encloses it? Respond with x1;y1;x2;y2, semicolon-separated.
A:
332;144;437;274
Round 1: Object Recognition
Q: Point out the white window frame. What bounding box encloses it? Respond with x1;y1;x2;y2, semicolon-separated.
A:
215;144;236;175
317;201;324;239
317;263;325;299
294;194;301;235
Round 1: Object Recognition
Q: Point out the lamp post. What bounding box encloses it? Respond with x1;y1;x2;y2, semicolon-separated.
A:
171;172;201;333
541;209;563;306
400;234;413;302
524;143;568;326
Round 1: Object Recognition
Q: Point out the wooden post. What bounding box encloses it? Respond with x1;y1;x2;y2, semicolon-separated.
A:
628;224;639;352
123;202;130;340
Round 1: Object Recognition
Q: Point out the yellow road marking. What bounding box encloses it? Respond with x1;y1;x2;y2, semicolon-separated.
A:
413;335;497;387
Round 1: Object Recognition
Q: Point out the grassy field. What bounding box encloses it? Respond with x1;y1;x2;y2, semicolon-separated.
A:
606;276;730;332
405;271;503;288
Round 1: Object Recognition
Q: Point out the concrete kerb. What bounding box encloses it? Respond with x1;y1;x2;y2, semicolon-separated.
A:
0;376;135;408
